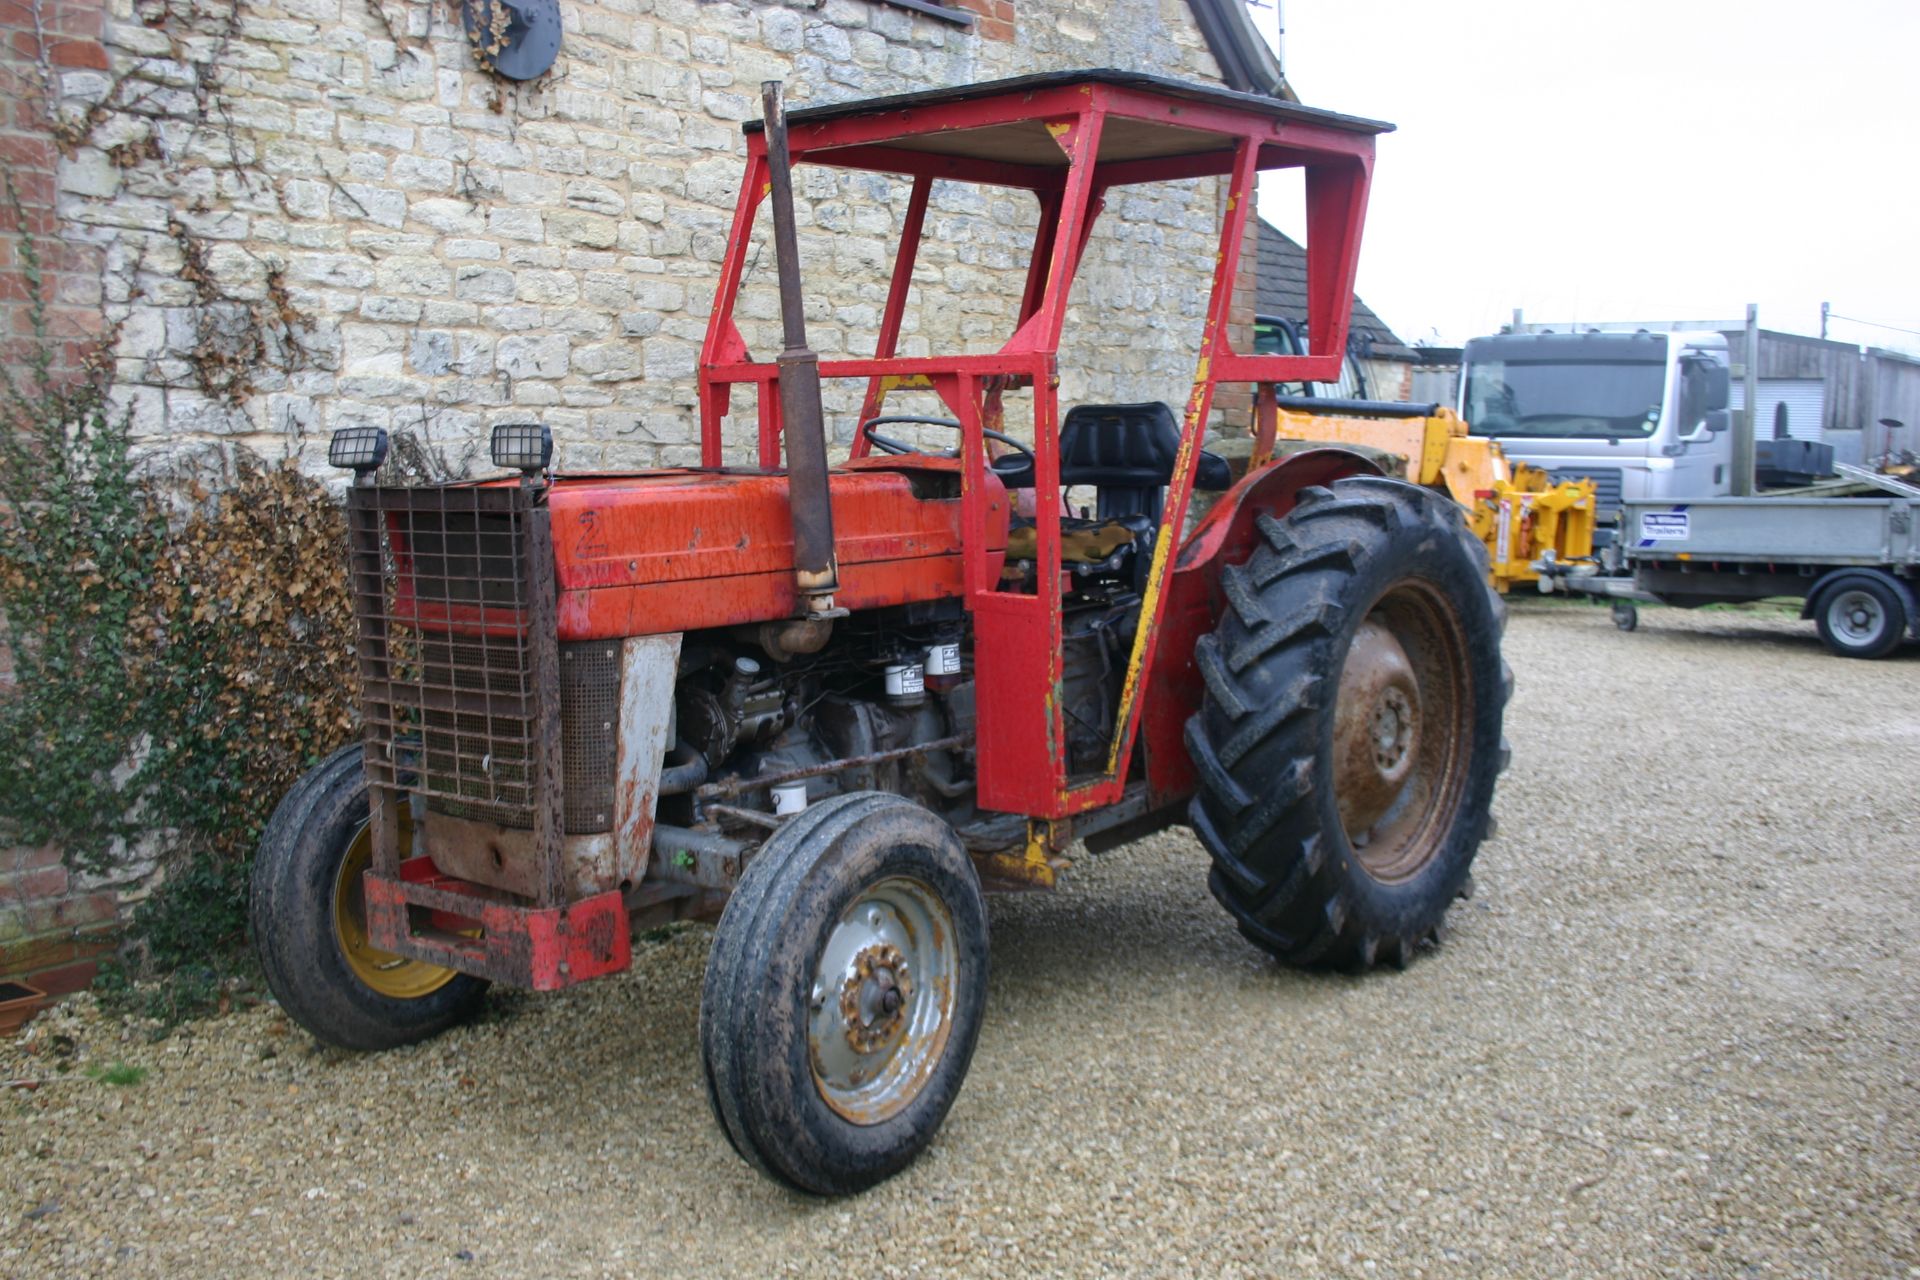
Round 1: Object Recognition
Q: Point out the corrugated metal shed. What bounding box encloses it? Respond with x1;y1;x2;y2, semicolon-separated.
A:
1721;330;1861;437
1720;330;1920;456
1730;378;1826;442
1864;347;1920;457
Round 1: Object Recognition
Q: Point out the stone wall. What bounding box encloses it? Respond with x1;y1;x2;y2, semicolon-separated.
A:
0;0;1271;994
25;0;1241;477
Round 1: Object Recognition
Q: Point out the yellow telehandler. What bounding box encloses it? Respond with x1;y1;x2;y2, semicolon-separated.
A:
1238;392;1598;593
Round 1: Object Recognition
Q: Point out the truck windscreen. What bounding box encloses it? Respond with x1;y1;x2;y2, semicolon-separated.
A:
1463;359;1665;439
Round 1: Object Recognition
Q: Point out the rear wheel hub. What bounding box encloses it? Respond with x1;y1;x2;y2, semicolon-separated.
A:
1330;584;1473;882
1335;620;1423;839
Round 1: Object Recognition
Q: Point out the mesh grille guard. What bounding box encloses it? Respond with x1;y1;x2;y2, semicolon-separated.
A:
348;485;546;822
346;486;617;835
345;482;631;985
347;483;572;906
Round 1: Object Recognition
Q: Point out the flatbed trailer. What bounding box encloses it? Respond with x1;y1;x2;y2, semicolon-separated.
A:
1549;471;1919;659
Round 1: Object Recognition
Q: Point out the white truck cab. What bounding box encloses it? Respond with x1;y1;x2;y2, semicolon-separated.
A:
1457;326;1734;529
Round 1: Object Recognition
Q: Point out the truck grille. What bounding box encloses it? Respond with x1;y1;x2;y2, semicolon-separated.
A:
347;486;614;836
1551;466;1622;519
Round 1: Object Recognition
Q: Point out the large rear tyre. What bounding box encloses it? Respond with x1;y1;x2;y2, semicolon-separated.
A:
699;793;988;1195
1186;476;1510;970
249;745;488;1051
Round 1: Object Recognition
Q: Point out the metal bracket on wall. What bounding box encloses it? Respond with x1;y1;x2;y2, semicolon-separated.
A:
462;0;562;81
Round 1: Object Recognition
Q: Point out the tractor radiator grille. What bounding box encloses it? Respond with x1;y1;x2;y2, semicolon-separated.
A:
347;486;615;836
558;641;619;833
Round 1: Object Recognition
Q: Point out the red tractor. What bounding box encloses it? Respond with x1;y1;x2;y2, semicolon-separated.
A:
252;71;1508;1194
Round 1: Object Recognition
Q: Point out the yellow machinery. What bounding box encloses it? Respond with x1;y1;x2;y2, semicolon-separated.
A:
1249;395;1597;593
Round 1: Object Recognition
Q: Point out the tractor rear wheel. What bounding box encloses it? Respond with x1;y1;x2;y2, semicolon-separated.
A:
1186;476;1510;970
250;745;488;1051
700;792;989;1195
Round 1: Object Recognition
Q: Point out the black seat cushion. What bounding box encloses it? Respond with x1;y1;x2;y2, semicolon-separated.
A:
1057;401;1230;521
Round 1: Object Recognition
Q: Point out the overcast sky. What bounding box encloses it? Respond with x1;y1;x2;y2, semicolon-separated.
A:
1254;1;1920;354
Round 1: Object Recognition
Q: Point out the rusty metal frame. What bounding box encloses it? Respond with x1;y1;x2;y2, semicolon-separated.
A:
347;479;595;982
522;481;567;907
693;735;971;802
700;74;1379;821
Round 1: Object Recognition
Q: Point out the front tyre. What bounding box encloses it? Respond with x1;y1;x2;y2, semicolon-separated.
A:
249;745;488;1051
1186;477;1510;970
700;793;989;1195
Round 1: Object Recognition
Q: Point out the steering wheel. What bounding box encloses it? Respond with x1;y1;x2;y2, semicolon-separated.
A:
861;415;1035;481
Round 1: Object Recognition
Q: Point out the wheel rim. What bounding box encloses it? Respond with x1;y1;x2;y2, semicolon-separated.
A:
332;818;460;1000
1331;581;1474;883
807;875;958;1126
1829;589;1886;646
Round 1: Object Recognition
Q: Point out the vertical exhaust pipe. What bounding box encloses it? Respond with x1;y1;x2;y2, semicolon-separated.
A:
761;80;840;615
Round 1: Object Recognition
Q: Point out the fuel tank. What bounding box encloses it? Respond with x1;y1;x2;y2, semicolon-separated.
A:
542;457;1008;641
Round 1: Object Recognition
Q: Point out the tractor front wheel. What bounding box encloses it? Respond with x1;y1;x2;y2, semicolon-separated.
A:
700;792;989;1195
249;745;489;1051
1186;476;1510;970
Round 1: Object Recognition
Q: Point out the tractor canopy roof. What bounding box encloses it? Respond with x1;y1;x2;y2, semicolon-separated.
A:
742;68;1392;189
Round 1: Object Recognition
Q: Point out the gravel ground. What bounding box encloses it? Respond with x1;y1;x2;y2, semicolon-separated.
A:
5;603;1919;1279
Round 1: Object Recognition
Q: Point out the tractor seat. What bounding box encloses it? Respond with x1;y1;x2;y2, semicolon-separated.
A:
999;403;1231;593
1058;401;1231;524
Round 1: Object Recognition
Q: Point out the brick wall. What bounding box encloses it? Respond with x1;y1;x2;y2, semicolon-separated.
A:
1362;357;1413;404
0;0;107;378
952;0;1016;43
0;841;121;1001
1;0;117;1011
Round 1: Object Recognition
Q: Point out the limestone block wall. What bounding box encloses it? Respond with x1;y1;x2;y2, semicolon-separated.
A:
31;0;1237;476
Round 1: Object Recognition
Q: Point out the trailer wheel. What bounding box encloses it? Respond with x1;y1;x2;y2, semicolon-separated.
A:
700;792;988;1195
1814;576;1905;659
1186;476;1508;970
249;745;488;1051
1611;601;1639;632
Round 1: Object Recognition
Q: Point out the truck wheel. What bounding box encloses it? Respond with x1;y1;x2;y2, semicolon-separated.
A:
1814;576;1905;659
249;745;488;1051
700;792;988;1195
1186;476;1509;970
1611;601;1639;632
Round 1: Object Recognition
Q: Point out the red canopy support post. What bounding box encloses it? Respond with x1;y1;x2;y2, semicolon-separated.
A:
852;173;934;457
966;105;1108;817
700;148;770;467
690;71;1388;814
1012;187;1064;344
1085;134;1263;805
1303;158;1372;369
1024;104;1105;618
1251;380;1280;468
